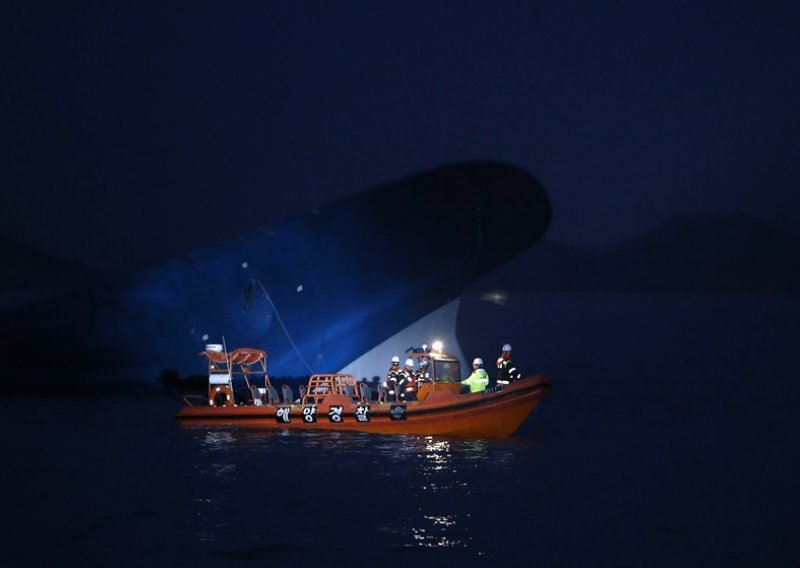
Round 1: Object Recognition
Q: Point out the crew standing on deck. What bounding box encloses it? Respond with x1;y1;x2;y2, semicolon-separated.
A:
384;356;402;402
495;343;522;387
415;355;430;384
398;358;418;401
461;357;490;393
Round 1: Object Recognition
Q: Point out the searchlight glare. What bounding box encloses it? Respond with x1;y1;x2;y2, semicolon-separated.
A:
432;340;443;352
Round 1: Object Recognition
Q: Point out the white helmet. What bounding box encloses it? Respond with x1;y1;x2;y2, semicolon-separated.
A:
502;343;512;353
391;356;400;364
404;358;414;367
472;357;483;367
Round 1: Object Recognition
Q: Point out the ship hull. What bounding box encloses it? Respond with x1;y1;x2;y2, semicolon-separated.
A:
0;161;551;383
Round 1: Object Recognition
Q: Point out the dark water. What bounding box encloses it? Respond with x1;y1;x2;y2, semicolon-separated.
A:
2;293;798;567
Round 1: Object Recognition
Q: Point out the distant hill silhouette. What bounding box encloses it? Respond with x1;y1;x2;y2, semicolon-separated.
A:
481;215;800;293
0;238;103;310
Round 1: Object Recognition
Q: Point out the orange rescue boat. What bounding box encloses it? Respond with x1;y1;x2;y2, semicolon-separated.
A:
176;345;551;438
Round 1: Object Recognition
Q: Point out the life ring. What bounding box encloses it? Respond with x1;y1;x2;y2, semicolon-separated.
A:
210;385;233;407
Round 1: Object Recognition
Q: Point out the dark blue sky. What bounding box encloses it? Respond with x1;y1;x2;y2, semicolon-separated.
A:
4;1;799;272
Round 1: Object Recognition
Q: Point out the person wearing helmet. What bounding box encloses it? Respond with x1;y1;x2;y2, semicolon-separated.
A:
383;356;402;402
398;358;418;401
415;356;430;384
495;343;522;387
460;357;489;393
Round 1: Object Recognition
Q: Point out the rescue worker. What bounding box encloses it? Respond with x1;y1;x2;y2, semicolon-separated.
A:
496;343;522;386
415;356;430;383
384;356;402;402
460;357;489;393
398;358;418;401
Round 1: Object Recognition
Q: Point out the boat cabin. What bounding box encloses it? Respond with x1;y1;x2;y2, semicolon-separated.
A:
407;346;463;399
414;352;460;382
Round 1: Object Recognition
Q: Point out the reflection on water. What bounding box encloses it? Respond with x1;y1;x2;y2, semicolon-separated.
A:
411;516;466;549
407;437;490;549
182;428;519;554
413;437;466;549
193;431;237;543
199;429;237;450
420;437;452;473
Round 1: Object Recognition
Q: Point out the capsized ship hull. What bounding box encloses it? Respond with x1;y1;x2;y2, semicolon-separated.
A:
1;161;551;383
176;374;551;438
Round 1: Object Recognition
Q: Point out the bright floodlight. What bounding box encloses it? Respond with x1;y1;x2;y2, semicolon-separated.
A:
432;340;443;352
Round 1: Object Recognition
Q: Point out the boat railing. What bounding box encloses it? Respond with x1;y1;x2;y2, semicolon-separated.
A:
201;346;271;406
182;394;207;407
301;374;359;405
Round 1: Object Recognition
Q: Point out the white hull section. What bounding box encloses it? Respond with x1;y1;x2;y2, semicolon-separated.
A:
338;299;466;381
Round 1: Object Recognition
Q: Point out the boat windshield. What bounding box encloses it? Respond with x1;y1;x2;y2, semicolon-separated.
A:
433;359;461;382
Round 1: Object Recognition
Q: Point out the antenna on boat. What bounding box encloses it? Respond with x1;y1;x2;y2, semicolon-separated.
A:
220;336;233;405
222;335;231;381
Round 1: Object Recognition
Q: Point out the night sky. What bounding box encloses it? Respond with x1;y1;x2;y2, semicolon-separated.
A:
4;1;799;273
